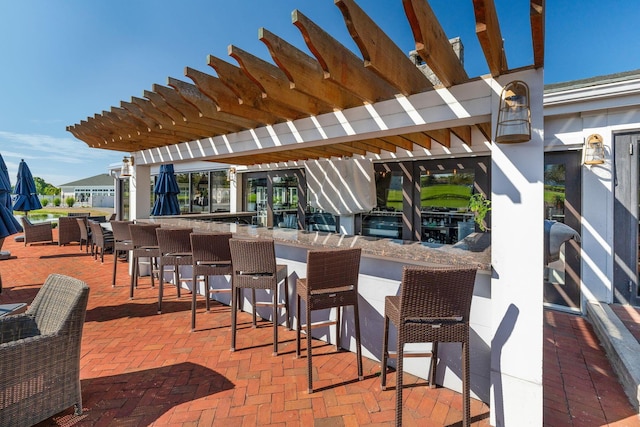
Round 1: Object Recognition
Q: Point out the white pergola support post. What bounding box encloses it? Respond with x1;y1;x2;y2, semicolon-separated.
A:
130;162;151;220
490;69;544;426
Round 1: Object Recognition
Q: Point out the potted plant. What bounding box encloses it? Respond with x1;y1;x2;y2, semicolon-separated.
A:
465;193;491;251
468;193;491;231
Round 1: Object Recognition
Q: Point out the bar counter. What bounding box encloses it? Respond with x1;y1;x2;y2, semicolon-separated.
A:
144;215;493;403
146;216;491;271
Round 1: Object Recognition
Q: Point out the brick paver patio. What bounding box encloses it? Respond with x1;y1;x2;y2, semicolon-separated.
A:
0;228;638;426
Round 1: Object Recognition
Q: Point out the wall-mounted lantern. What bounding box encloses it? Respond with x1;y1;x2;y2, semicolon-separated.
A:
495;80;531;144
120;156;134;177
583;134;605;165
227;167;236;183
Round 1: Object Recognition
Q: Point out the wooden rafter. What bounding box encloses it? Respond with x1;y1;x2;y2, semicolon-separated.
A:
401;132;431;150
473;0;507;76
476;122;492;141
292;9;398;103
153;84;242;134
185;67;280;125
208;55;305;121
168;77;261;130
530;0;544;68
450;125;472;145
228;44;331;116
335;0;432;95
424;128;451;148
259;27;362;109
402;0;469;87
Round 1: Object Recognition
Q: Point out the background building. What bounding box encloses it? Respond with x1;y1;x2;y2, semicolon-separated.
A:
59;174;115;208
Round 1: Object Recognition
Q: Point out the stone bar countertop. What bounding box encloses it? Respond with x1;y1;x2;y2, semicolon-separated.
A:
146;217;491;271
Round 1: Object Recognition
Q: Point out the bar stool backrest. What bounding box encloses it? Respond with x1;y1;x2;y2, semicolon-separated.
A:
229;239;277;276
129;223;161;248
305;248;361;293
190;232;232;264
400;266;476;323
156;228;194;255
111;221;134;242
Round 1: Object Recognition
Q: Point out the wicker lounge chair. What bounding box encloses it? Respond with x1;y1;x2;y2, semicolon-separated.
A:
0;274;90;427
296;247;363;393
20;216;53;246
381;266;477;427
229;238;290;356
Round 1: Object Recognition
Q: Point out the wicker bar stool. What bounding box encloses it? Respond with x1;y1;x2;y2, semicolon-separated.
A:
296;247;363;393
381;266;477;427
155;228;193;314
110;221;134;288
190;232;235;331
228;238;290;356
128;223;161;299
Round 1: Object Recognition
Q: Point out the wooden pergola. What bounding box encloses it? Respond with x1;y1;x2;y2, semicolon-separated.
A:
67;0;544;166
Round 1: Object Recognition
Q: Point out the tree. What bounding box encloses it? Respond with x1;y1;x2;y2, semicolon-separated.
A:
33;176;60;196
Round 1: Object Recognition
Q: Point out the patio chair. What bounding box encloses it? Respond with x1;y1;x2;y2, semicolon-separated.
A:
88;220;114;263
229;238;290;356
111;220;134;288
190;232;235;331
20;216;53;246
129;223;161;299
76;217;92;254
0;273;90;427
381;266;477;427
156;228;193;314
58;216;82;246
296;247;363;393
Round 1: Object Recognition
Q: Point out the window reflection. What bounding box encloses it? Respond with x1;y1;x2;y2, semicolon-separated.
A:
191;172;209;213
420;170;474;244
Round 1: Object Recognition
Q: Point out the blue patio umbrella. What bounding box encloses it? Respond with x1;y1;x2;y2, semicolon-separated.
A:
151;164;180;216
13;159;42;214
0;154;22;240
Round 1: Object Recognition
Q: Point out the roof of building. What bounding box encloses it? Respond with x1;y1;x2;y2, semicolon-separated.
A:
59;173;114;188
545;69;640;93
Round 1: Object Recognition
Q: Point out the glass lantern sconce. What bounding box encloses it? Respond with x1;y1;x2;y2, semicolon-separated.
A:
120;156;134;177
227;167;237;183
495;80;531;144
583;134;605;165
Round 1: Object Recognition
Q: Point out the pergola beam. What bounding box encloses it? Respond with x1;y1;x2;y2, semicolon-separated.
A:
335;0;432;95
473;0;507;76
292;9;398;103
530;0;545;68
259;27;362;109
402;0;469;87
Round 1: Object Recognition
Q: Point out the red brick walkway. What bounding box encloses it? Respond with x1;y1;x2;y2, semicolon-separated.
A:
0;230;637;426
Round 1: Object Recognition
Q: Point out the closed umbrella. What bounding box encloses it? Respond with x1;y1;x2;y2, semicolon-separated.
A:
0;154;23;256
13;159;42;215
151;164;180;216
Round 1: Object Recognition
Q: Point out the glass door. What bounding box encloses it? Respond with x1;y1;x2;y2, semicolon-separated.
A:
544;151;582;312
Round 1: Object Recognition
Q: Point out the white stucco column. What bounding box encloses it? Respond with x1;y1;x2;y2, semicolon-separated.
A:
489;69;544;426
130;163;151;220
339;215;355;235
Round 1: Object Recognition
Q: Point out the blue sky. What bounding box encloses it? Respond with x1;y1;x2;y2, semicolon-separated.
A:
0;0;638;186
